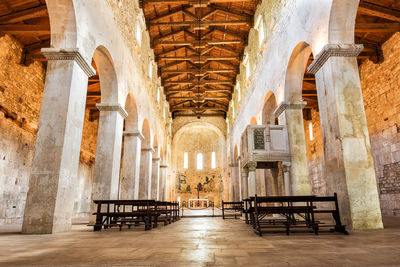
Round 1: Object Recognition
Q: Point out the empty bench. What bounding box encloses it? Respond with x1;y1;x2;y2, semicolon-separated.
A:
251;193;348;236
222;201;244;219
92;200;159;231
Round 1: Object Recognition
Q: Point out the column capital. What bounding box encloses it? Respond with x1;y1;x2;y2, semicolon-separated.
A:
152;157;161;162
308;44;364;74
41;48;96;77
160;164;168;168
247;161;257;172
142;147;155;153
282;161;291;172
273;101;307;117
96;103;128;118
123;130;144;140
229;163;238;167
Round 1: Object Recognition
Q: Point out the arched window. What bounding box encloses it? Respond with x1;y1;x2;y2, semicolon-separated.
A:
197;153;203;170
211;152;216;169
184;152;188;169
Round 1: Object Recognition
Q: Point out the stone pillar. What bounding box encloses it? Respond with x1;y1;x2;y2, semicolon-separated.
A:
22;48;95;234
282;162;292;196
241;168;249;199
256;169;267;196
89;103;127;222
229;163;236;201
308;44;383;229
247;162;257;197
238;157;242;200
139;147;154;199
120;131;143;200
151;157;161;200
160;164;168;201
275;102;311;195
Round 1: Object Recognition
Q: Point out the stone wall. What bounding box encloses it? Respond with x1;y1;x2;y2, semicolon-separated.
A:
0;34;98;224
304;108;327;196
360;32;400;216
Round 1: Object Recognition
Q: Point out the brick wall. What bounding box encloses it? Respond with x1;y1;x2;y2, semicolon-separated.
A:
0;34;98;224
360;32;400;216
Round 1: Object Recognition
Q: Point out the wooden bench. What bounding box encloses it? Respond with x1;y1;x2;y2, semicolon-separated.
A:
156;201;172;226
251;194;348;236
222;201;243;219
92;200;159;231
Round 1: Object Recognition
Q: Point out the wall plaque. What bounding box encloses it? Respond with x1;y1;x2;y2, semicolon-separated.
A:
253;128;265;150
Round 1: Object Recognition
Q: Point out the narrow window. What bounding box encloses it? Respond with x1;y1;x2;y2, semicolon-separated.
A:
211;152;216;169
148;61;152;78
136;23;142;46
309;122;314;141
197;153;203;170
184;152;188;169
157;87;160;103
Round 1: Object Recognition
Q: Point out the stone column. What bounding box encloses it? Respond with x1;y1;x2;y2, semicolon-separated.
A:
247;162;257;197
282;162;292;196
139;147;154;199
89;103;127;222
229;163;236;201
22;48;95;234
308;44;383;229
256;169;267;196
160;164;168;201
275;102;311;195
238;157;242;200
151;157;161;200
241;168;249;199
120;131;143;200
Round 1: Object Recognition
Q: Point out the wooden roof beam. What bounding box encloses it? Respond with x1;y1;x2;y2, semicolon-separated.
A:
0;5;48;24
355;22;400;32
0;24;50;35
150;20;251;27
358;1;400;22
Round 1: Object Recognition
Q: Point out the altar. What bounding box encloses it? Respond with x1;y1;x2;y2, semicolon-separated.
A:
188;198;209;208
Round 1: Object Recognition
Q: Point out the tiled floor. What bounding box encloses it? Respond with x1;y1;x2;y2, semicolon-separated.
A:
0;217;400;266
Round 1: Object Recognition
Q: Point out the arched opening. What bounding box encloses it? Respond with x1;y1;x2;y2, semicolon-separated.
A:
87;46;124;223
139;119;152;199
281;42;313;196
250;117;257;125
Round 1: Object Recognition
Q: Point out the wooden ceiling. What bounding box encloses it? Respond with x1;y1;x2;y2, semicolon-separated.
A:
302;0;400;112
140;0;259;118
1;0;399;120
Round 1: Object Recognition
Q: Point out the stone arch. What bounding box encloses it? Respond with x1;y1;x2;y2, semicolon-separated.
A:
141;119;151;148
92;46;119;103
328;0;359;43
250;117;257;125
284;42;312;103
124;93;138;132
46;0;77;48
262;92;277;125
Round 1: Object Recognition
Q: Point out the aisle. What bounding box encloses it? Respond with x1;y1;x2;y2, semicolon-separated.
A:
0;217;400;266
